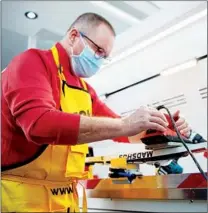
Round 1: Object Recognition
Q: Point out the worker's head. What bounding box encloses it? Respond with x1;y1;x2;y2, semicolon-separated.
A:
62;13;116;78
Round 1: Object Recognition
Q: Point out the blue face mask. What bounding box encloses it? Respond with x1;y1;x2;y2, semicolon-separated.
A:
71;36;104;78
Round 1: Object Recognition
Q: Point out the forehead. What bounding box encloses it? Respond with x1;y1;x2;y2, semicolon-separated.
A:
89;23;115;56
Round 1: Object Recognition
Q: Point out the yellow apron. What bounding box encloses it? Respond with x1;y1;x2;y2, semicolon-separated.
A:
1;46;92;212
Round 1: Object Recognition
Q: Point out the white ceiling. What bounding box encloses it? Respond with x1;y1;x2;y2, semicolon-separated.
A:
2;1;163;37
2;1;205;51
2;1;202;43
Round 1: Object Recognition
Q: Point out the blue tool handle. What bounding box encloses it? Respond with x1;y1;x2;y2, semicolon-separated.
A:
117;172;132;178
109;172;132;178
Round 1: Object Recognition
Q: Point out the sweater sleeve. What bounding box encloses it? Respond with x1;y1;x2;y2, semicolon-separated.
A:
3;49;80;145
87;83;130;143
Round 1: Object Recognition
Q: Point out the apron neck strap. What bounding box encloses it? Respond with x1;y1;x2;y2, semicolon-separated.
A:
51;45;88;91
51;45;66;81
51;46;59;68
80;78;87;91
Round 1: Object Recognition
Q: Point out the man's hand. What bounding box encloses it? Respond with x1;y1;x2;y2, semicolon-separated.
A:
78;106;169;144
173;110;191;138
122;106;169;137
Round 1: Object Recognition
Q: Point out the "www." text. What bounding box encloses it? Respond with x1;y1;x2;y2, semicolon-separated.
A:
50;187;73;196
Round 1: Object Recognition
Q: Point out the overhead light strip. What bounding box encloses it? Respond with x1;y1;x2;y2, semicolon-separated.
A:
90;1;140;25
102;8;207;69
161;54;207;76
160;58;198;76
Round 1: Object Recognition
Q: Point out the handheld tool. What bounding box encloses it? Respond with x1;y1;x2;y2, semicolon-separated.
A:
140;109;192;147
146;105;207;181
85;106;207;182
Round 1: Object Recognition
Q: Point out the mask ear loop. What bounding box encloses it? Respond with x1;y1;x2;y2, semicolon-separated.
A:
70;32;98;65
70;34;86;58
69;46;74;56
79;33;96;56
79;33;86;47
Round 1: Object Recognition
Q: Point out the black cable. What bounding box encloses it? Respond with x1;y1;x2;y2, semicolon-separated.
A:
157;105;208;181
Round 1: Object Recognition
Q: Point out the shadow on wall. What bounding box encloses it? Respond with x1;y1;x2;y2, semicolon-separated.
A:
1;28;62;70
2;28;28;70
36;39;59;50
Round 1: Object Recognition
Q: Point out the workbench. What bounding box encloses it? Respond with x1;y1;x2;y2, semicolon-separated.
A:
79;173;207;212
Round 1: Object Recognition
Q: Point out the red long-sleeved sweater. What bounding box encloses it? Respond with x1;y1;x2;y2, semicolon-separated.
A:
1;43;129;168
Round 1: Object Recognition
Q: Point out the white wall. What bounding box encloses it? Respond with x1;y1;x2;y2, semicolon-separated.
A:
106;58;207;136
1;28;28;70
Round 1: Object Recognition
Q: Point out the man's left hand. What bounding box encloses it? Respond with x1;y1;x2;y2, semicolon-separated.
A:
173;110;191;138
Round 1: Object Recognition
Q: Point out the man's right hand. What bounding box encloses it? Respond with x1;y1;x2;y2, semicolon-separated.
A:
121;106;169;137
78;106;169;144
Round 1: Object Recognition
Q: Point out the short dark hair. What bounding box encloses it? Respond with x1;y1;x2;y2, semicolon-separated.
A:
68;13;116;36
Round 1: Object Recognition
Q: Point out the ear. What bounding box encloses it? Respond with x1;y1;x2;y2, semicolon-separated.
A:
67;28;80;45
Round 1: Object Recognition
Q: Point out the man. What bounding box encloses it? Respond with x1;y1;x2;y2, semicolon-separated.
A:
1;13;201;212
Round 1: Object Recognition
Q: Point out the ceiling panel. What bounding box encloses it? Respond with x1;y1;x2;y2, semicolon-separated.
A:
2;1;165;38
107;1;148;20
150;1;205;9
124;1;160;16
